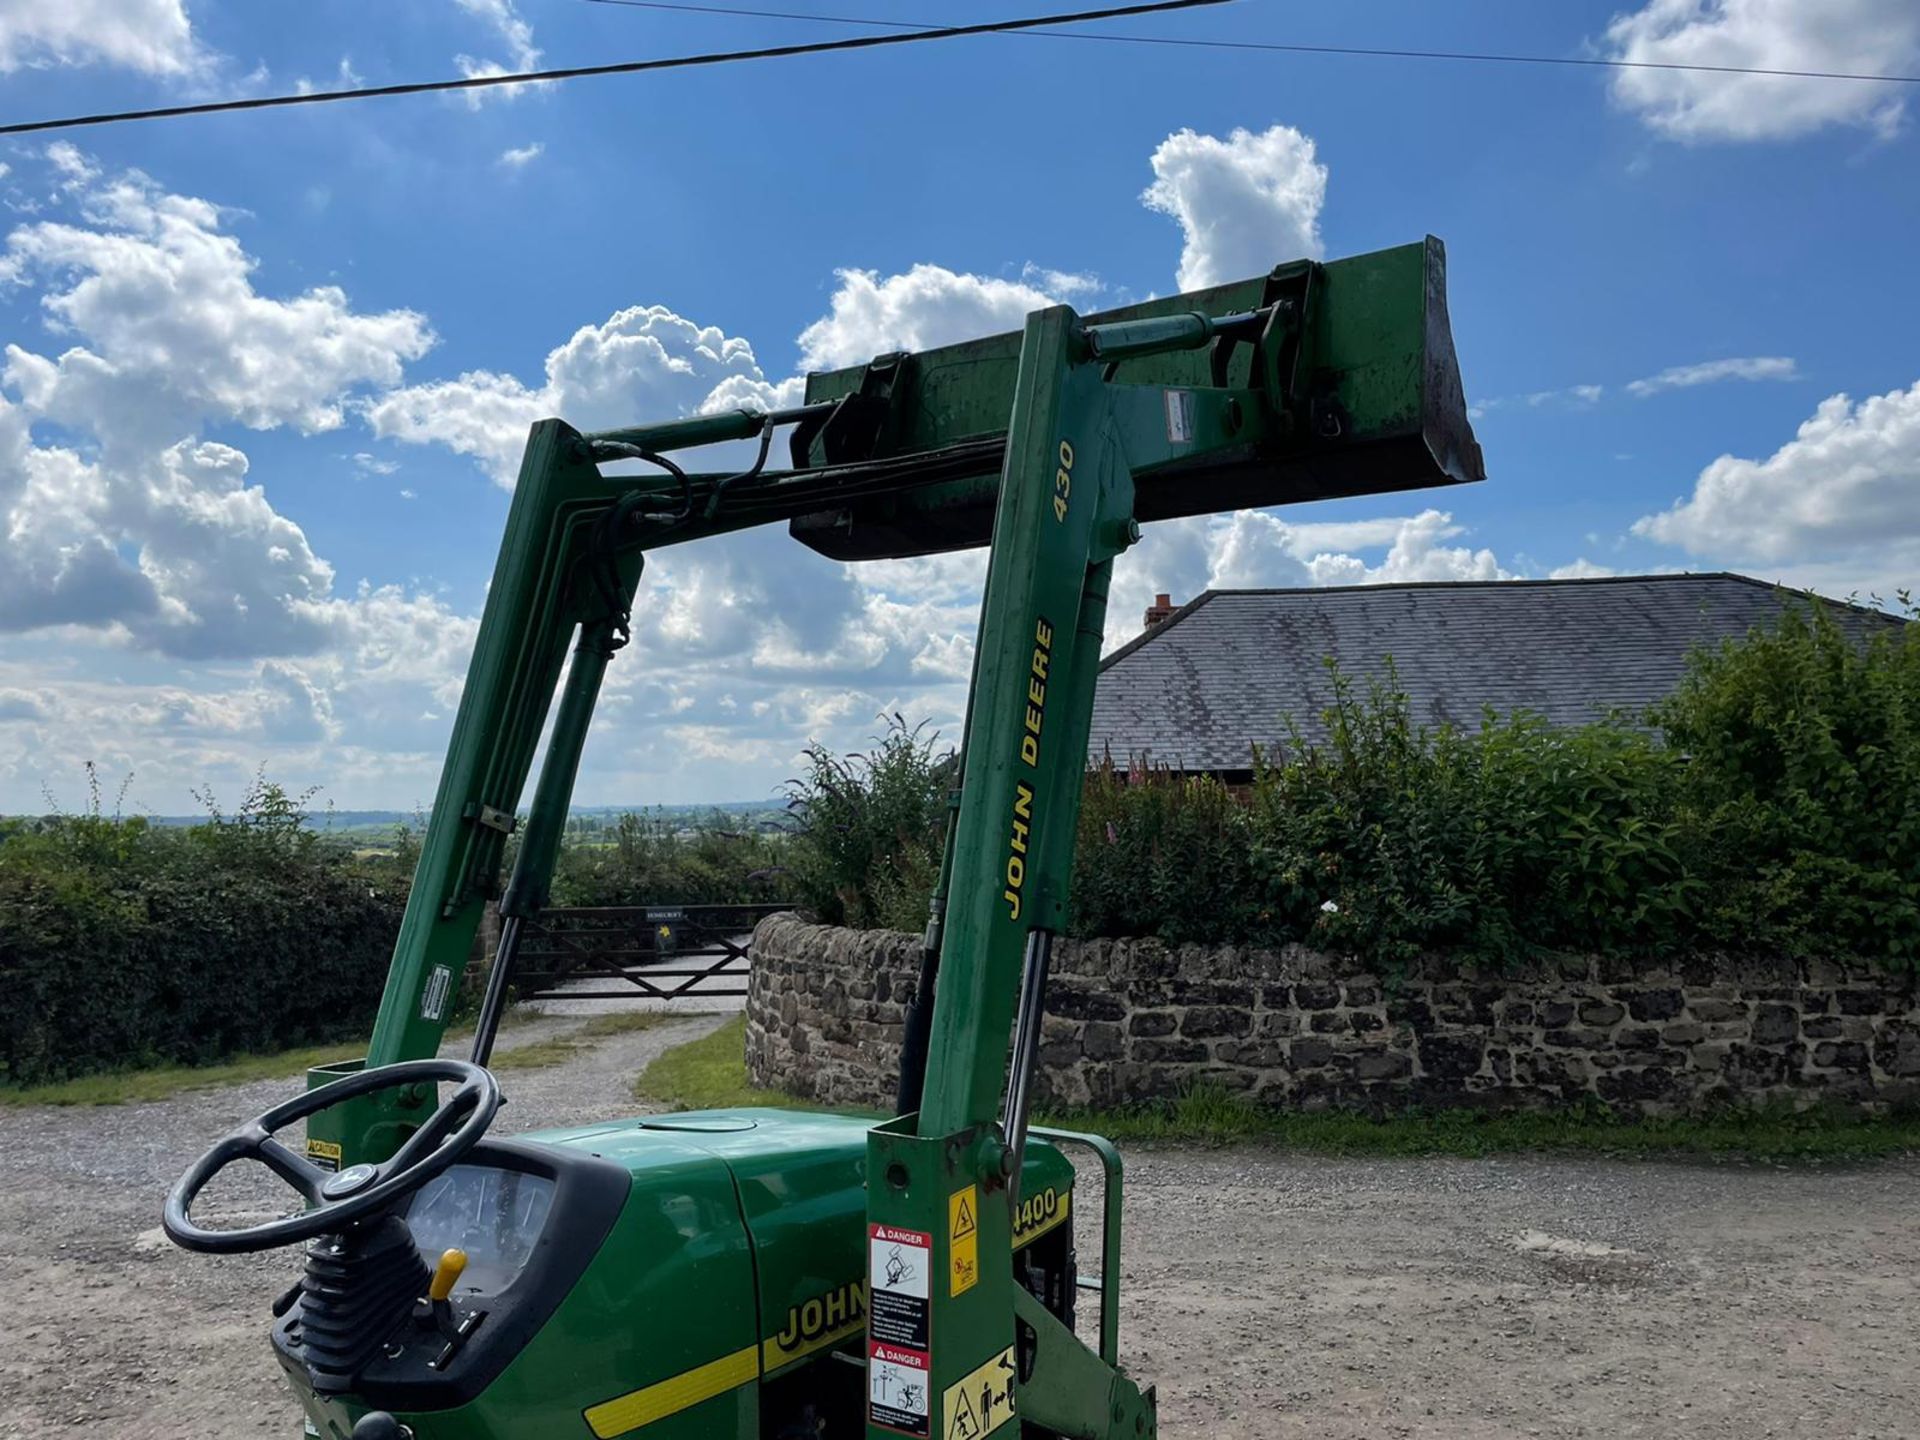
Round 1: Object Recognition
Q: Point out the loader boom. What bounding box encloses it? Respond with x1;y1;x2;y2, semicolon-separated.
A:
300;236;1481;1439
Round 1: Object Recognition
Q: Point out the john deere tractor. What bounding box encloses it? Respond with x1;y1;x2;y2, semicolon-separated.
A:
164;238;1482;1440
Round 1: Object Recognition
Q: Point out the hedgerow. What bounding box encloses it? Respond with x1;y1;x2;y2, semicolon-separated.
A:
0;775;410;1086
790;597;1920;971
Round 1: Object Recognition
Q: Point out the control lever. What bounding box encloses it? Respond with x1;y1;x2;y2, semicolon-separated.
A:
418;1247;486;1369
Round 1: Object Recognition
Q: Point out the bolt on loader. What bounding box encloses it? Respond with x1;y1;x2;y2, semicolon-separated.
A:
164;237;1483;1440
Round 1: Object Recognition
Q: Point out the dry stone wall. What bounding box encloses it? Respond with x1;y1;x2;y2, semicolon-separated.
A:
745;912;1920;1115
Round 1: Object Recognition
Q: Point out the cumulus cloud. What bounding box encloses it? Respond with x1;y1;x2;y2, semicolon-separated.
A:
368;304;798;484
1141;125;1326;291
0;151;441;660
1108;509;1513;643
0;686;48;721
1626;355;1800;397
796;265;1062;374
0;0;203;76
0;119;1544;810
1604;0;1920;142
1;160;433;447
1549;558;1617;580
1632;380;1920;585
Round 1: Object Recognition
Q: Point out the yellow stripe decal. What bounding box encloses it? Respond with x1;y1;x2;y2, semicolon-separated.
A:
584;1345;759;1438
762;1311;865;1371
1014;1188;1071;1248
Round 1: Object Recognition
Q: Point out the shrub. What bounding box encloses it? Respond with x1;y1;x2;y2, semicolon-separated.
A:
1653;597;1920;962
783;717;955;932
0;774;408;1086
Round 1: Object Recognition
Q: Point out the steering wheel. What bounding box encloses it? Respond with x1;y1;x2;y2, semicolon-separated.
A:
163;1059;501;1255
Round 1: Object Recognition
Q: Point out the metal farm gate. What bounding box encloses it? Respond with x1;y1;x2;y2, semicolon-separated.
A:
510;903;786;1003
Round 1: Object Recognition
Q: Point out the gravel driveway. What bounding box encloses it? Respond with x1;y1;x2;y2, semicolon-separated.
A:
1;1013;1914;1439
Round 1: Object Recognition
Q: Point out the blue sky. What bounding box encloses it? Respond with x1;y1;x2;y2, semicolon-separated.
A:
0;0;1916;813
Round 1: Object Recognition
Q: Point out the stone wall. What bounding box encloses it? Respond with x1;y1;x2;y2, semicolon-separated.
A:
745;912;1920;1115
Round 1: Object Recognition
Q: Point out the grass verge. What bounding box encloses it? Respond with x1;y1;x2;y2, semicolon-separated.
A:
0;1004;584;1106
1046;1086;1920;1161
0;1041;365;1107
634;1015;807;1111
633;1020;1920;1162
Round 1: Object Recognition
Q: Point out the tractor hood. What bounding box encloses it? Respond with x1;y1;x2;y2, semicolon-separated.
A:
279;1109;1076;1440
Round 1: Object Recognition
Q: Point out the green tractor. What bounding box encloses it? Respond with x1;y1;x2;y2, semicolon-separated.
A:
163;239;1482;1440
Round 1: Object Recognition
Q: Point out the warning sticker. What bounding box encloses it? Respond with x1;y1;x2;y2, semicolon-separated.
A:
869;1340;932;1437
942;1345;1017;1440
420;963;452;1022
305;1138;342;1172
869;1223;932;1350
1164;388;1195;445
948;1185;979;1297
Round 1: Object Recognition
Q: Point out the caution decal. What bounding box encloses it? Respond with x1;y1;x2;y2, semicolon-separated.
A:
942;1345;1017;1440
948;1185;979;1297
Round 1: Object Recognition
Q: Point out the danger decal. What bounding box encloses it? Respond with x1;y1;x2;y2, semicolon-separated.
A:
868;1223;932;1350
869;1340;932;1438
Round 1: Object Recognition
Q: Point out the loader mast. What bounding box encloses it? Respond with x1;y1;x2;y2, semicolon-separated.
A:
315;237;1482;1439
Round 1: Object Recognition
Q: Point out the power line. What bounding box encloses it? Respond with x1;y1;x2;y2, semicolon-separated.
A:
584;0;1920;86
0;0;1229;138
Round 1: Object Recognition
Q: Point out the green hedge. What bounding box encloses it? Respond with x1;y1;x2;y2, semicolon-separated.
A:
789;598;1920;971
0;783;408;1086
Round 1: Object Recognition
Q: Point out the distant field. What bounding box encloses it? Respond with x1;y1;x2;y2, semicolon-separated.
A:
0;800;794;847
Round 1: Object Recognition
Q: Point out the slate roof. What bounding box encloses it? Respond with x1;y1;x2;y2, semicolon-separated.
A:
1089;573;1906;774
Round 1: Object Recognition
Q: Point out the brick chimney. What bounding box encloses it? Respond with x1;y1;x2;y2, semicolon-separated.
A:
1143;592;1176;630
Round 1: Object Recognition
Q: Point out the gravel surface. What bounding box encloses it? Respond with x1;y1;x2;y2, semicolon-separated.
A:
2;1016;1915;1439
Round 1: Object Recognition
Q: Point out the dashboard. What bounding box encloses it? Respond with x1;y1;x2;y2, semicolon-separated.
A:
407;1163;558;1292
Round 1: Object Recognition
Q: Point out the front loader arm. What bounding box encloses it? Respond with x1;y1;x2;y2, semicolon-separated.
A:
315;242;1480;1440
864;302;1294;1440
362;421;625;1070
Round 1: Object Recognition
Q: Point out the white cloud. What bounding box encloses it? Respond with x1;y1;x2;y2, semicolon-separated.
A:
1141;125;1326;292
0;686;48;721
0;152;441;661
295;56;365;95
1108;509;1513;643
1;166;432;447
0;117;1544;810
1604;0;1920;142
498;142;544;168
452;0;544;105
795;265;1061;374
1476;383;1607;417
368;304;795;485
1549;558;1617;580
1626;355;1800;397
1632;380;1920;587
0;0;202;76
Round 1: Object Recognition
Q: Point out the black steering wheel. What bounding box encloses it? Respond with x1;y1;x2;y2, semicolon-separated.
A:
163;1059;501;1255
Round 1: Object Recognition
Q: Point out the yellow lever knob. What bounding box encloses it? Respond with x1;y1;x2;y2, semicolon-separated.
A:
428;1248;468;1302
